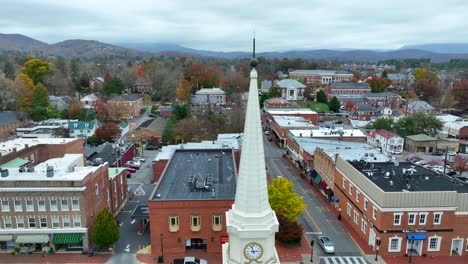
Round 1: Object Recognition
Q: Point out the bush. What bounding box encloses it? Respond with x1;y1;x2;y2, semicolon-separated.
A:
275;214;303;244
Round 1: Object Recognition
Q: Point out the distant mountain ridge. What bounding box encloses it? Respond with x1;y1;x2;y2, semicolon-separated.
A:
1;33;468;62
400;43;468;54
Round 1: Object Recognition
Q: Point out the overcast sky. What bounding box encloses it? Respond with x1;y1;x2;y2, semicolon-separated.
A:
1;0;467;52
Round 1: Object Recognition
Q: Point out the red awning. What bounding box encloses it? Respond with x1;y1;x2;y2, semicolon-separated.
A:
319;181;328;190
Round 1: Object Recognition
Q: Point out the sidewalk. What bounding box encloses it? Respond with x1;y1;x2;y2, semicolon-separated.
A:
0;252;111;263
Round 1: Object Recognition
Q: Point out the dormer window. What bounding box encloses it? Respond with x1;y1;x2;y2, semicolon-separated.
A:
73;124;78;128
85;123;89;128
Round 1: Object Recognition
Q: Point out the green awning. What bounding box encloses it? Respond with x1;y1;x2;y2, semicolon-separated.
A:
53;233;83;245
1;158;29;168
314;175;322;185
16;234;49;244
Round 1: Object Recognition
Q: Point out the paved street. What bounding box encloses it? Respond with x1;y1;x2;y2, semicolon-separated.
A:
263;134;366;260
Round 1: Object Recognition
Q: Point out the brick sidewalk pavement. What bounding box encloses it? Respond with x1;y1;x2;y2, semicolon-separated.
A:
0;252;111;264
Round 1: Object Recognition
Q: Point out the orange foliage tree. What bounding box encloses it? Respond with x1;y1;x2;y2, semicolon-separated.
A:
95;122;121;142
14;74;34;110
453;155;468;175
177;79;192;103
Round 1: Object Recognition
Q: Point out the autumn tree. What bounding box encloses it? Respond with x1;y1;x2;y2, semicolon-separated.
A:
268;177;306;221
372;117;394;130
303;86;314;100
95;122;121;142
91;208;120;248
316;90;327;104
329;96;341;112
412;68;440;101
94;100;110;121
21;58;52;85
453;155;468;175
367;75;390;93
0;74;15;110
184;63;221;89
275;214;303;244
14;74;34;110
345;101;355;111
451;80;468;109
177;79;192;103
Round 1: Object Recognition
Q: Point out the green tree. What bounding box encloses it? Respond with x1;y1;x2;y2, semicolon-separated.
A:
55;56;67;76
0;74;15;109
268;85;281;98
259;92;270;108
28;105;48;121
173;104;189;120
372;117;394;130
367;76;390;93
21;58;52;85
393;112;442;137
3;60;15;79
70;58;80;83
316;90;327;104
91;208;120;248
31;83;50;108
163;116;177;143
268;177;306;222
328;96;341;112
102;77;125;95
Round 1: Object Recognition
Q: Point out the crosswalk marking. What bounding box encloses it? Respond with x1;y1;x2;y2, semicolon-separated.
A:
320;256;367;264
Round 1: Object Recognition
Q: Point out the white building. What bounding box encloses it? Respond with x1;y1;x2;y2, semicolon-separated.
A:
276;79;306;101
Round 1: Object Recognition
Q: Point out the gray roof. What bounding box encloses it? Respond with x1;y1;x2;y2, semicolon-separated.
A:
152;149;236;201
276;79;306;89
290;70;352;75
367;92;395;98
406;134;437;142
407;101;434;110
357;104;377;112
0;111;25;126
262;80;274;89
191;95;217;105
330;82;369;89
350;161;468;193
333;96;368;103
109;94;142;102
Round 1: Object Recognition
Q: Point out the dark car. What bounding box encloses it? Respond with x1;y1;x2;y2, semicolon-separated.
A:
145;145;158;150
432;151;443;156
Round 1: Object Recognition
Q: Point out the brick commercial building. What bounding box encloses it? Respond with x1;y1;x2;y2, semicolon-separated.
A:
327;82;371;98
332;158;468;257
0;138;84;167
0;111;28;140
107;94;143;120
268;115;318;147
405;134;438;154
0;154;127;252
148;148;237;257
289;70;353;86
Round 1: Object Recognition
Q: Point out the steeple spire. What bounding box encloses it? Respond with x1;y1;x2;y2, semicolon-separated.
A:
250;34;258;69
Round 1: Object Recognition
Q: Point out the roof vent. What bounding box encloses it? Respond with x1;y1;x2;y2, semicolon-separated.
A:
211;188;215;198
27;166;35;173
156;193;161;199
389;180;393;185
425;176;430;180
384;172;390;178
19;167;26;173
299;133;302;137
46;166;54;177
0;169;9;177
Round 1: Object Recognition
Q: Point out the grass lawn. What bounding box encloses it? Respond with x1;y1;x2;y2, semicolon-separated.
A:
298;101;329;112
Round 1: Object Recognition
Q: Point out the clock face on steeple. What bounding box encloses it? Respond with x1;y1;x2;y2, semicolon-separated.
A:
244;242;263;260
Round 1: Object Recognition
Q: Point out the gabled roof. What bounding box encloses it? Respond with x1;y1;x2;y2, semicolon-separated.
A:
264;98;291;105
435;114;463;123
276;79;306;89
191;95;217;105
367;92;396;98
80;93;100;102
356;104;377;112
378;129;397;139
331;82;369;89
261;80;274;89
0;111;23;126
406;134;437;141
407;100;434;110
445;121;468;130
109;94;142;102
195;88;225;95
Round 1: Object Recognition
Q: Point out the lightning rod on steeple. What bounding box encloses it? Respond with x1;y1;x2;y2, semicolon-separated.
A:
250;32;258;68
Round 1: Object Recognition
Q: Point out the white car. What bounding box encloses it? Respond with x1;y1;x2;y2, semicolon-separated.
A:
264;130;270;135
318;236;335;254
133;157;146;163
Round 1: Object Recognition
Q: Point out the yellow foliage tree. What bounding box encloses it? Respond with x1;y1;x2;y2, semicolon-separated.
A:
14;74;34;110
177;79;192;103
268;177;306;222
21;58;52;85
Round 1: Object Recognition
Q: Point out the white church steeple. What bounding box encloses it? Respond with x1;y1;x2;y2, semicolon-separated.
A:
223;37;280;264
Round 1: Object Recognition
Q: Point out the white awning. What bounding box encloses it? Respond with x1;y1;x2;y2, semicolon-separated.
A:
0;235;13;241
16;234;49;244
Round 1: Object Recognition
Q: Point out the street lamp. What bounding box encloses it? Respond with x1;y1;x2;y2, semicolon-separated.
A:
160;233;164;263
375;237;381;261
310;240;314;262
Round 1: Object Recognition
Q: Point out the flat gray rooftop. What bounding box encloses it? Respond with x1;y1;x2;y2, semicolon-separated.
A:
350;161;468;193
152;149;236;200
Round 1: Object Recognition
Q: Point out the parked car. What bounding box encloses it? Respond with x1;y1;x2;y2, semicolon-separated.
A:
432;151;443;156
125;161;140;169
318;236;335;254
124;167;137;174
145;145;158;150
133;157;146;163
448;150;457;156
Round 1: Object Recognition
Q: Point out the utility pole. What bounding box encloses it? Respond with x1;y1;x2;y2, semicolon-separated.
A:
444;146;448;174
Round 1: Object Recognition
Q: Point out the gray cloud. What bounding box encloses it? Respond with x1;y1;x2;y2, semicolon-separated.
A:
1;0;467;51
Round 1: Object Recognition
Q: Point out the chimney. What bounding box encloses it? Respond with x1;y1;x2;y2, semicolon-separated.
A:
25;144;29;148
46;166;54;177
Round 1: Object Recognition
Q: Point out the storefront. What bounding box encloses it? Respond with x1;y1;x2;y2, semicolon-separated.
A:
15;234;50;253
0;235;14;250
52;233;83;251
